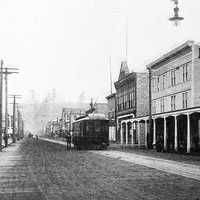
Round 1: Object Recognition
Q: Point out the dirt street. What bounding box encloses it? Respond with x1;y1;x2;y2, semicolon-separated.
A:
0;138;200;200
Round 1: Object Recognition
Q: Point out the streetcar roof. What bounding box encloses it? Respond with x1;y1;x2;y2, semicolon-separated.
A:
73;113;108;123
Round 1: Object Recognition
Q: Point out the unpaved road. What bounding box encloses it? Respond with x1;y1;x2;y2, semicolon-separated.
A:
93;150;200;181
0;138;200;200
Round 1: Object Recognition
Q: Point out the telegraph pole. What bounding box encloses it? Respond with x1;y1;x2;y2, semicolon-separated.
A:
148;67;152;149
109;56;113;94
13;96;16;143
17;108;20;140
5;68;8;143
4;67;19;143
17;105;22;140
22;120;24;138
0;60;3;150
0;58;19;148
9;95;21;143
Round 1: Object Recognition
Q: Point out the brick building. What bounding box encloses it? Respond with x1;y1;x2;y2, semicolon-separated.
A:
114;60;149;147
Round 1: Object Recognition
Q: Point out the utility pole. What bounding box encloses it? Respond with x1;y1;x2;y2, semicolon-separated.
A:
0;60;3;150
16;106;23;140
20;119;24;139
0;59;19;148
109;56;113;94
22;120;24;138
17;106;20;140
13;96;16;143
4;67;18;145
125;20;128;61
4;68;8;144
114;93;117;142
148;67;153;149
9;95;21;143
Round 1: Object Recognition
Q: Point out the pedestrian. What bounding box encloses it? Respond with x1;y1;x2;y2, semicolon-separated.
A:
3;134;8;147
66;133;71;150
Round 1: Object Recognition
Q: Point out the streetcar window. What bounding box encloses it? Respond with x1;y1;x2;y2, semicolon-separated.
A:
86;121;93;133
95;121;101;133
80;122;83;136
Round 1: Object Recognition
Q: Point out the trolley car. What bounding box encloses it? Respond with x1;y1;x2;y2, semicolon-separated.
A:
72;114;109;149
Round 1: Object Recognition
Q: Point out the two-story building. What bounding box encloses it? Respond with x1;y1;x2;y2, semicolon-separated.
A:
114;60;149;147
147;40;200;153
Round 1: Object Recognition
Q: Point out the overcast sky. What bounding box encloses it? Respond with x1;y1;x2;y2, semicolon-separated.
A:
0;0;199;103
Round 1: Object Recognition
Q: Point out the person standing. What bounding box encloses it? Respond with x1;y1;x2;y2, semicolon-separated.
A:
66;132;71;150
3;134;8;147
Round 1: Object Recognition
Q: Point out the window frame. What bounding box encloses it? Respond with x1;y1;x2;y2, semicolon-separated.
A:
171;70;176;86
171;95;176;111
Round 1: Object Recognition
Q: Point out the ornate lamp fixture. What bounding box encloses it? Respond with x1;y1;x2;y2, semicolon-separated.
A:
169;0;184;26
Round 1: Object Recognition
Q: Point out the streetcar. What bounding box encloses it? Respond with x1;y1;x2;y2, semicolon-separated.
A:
72;113;109;150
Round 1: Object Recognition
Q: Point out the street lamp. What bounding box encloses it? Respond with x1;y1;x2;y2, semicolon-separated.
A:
169;0;184;26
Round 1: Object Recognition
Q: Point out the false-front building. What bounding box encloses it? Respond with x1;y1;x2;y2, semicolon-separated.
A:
114;60;149;146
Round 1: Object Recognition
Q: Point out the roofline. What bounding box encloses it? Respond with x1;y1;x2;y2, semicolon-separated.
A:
73;115;108;123
105;93;116;100
146;40;195;69
114;71;136;85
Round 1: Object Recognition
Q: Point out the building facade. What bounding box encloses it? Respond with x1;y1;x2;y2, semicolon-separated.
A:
46;119;60;137
61;108;85;136
148;40;200;153
116;41;200;153
106;93;116;141
114;60;149;146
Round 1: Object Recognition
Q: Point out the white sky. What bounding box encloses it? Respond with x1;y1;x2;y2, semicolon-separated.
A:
0;0;199;103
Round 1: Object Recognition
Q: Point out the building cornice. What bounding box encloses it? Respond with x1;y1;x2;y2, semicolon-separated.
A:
147;40;194;70
114;72;136;89
105;93;116;100
116;108;136;117
121;106;200;123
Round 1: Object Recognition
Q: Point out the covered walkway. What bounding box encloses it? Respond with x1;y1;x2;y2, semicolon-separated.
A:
120;106;200;153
